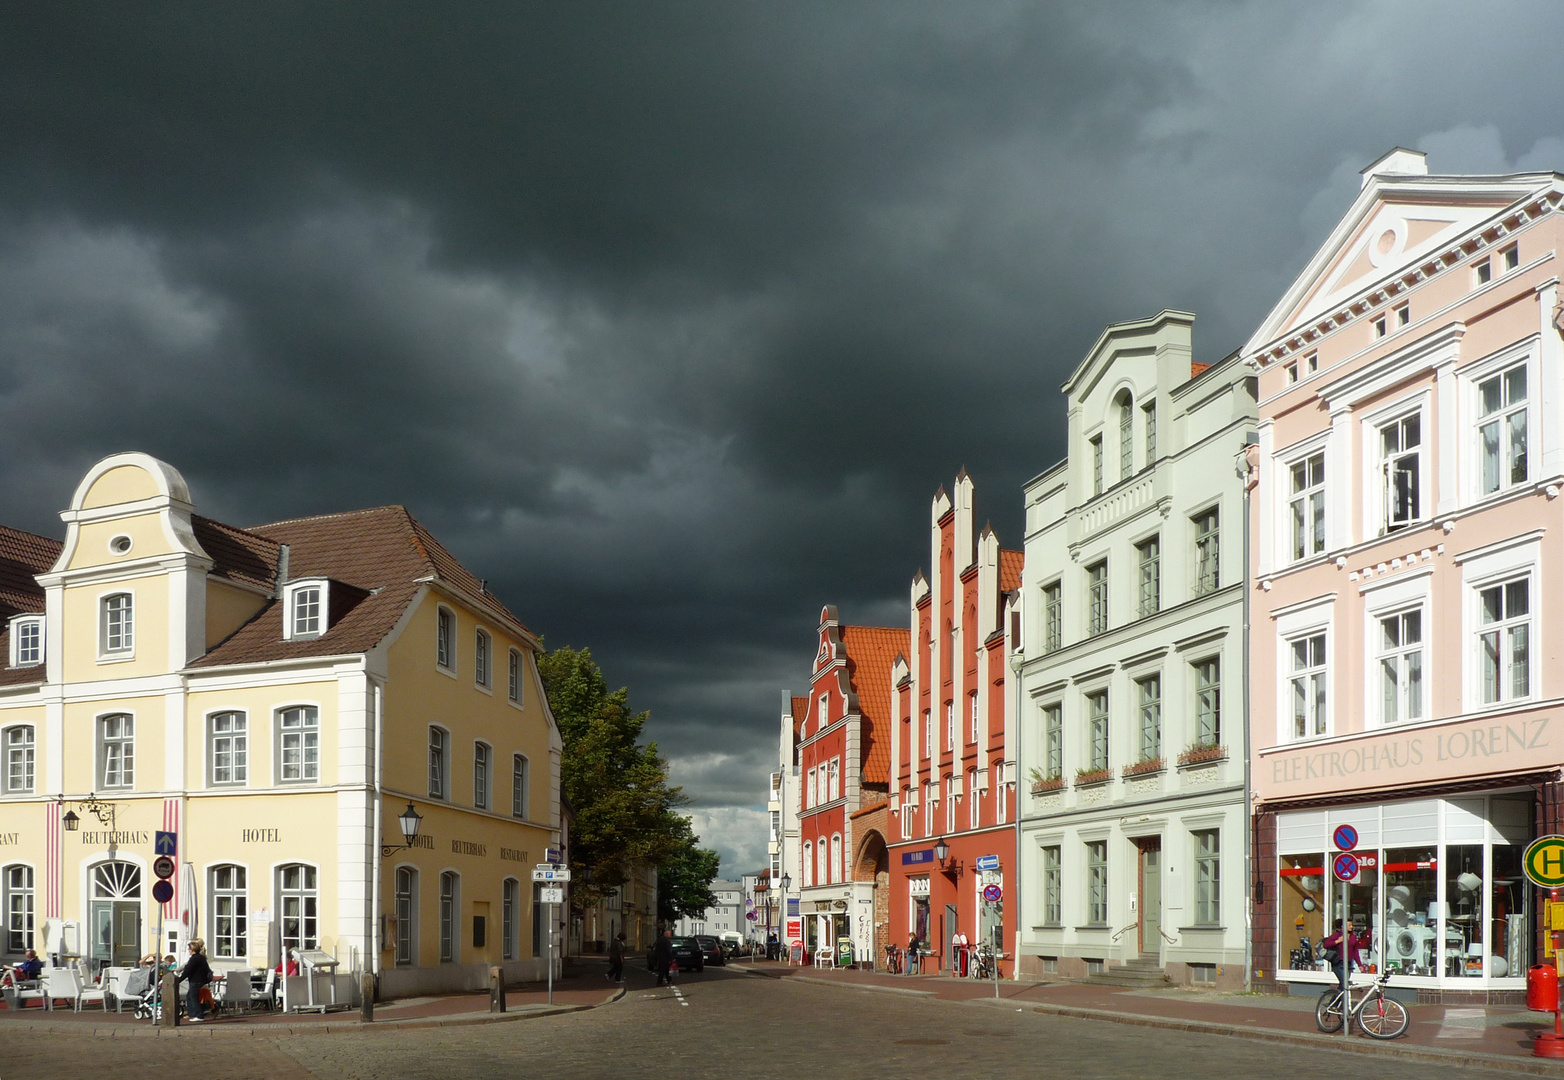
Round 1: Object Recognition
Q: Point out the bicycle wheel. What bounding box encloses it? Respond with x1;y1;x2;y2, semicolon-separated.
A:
1315;988;1345;1033
1357;993;1409;1039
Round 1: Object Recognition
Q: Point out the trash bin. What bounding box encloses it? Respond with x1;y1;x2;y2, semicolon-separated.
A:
1528;965;1558;1013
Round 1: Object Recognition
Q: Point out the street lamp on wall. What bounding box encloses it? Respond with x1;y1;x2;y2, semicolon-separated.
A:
59;792;115;832
935;837;962;877
381;801;424;856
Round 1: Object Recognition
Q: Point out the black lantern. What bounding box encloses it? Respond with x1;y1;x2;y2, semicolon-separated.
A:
781;873;791;891
382;802;424;856
61;809;80;832
934;838;950;863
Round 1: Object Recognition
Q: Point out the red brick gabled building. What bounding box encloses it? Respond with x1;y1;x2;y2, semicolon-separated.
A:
887;472;1022;975
795;606;906;965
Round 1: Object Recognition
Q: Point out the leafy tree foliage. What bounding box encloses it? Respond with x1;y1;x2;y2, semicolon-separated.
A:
538;645;717;909
656;816;721;922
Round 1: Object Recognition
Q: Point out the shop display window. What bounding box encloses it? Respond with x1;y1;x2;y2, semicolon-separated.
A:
1382;848;1440;976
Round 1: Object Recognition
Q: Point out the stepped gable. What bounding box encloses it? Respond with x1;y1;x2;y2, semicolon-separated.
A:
0;525;61;688
192;504;530;668
839;624;908;787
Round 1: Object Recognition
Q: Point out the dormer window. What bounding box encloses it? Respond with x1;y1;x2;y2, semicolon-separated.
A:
284;580;328;641
9;616;43;668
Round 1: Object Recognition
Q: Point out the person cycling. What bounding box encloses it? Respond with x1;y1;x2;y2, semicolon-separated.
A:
1320;918;1370;989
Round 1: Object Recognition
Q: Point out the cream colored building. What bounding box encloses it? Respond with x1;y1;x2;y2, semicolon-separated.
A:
0;453;561;997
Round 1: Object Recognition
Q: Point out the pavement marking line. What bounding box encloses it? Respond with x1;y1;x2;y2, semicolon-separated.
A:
1434;1008;1487;1040
673;986;689;1007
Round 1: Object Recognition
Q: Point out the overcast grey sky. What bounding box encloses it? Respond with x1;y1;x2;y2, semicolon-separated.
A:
4;2;1563;875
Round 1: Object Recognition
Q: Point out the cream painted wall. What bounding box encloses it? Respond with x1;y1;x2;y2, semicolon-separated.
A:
59;576;173;683
205;580;267;650
186;680;340;791
78;465;160;509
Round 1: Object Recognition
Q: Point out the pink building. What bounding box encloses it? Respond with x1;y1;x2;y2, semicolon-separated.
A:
1247;149;1564;1001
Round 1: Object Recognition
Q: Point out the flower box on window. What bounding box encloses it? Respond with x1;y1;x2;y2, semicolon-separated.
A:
1074;767;1112;787
1029;775;1064;795
1177;742;1227;767
1121;757;1164;778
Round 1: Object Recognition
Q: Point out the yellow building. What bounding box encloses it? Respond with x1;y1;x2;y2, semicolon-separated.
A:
574;860;658;954
0;453;562;996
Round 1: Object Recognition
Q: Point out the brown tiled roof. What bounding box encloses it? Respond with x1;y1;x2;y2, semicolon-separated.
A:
190;505;530;669
1190;361;1212;377
999;549;1024;593
192;516;281;593
790;695;808;721
840;625;908;787
0;525;59;688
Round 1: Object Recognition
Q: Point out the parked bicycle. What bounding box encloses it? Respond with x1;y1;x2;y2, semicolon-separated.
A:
1314;970;1409;1039
969;944;997;980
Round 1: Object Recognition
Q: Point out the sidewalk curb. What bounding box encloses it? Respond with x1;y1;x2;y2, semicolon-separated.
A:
789;975;933;998
0;987;626;1038
987;999;1564;1076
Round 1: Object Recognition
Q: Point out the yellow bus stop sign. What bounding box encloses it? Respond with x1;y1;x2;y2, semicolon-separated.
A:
1525;836;1564;888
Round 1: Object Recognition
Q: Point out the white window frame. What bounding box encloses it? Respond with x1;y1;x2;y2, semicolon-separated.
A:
1192;505;1220;596
1135;674;1161;762
1275;597;1334;744
830;834;842;884
1359;392;1431;537
1360;568;1433;730
1041;845;1062;926
473;741;491;810
1458;339;1540;508
277;862;319;954
8;615;43;668
97;712;134;789
1118;392;1135;482
2;724;35;795
283;579;327;641
208;863;248;961
207;710;248;787
968;768;980;828
1287;449;1327;563
428;725;450;800
1275;430;1332;566
508;648;524;705
275;705;320;784
4;863;35;954
1042;701;1063;780
1086;689;1109;771
99;592;134;659
435;605;456;674
1086;839;1108;926
827;758;840;802
474;627;492;690
512;754;529;819
1136;534;1160;617
1042;580;1062;652
1192;656;1221;746
801;841;813;887
1458;534;1540;713
1090;434;1104;496
1192;829;1220;926
1086;560;1108;636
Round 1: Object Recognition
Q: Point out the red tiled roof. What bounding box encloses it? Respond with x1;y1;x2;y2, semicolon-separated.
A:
1190;361;1212;377
999;548;1024;593
191;505;531;668
192;515;281;593
0;525;59;688
839;625;908;787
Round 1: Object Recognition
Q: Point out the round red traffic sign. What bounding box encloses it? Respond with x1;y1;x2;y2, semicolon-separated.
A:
1332;852;1359;882
1332;824;1358;851
153;855;176;880
152;880;174;904
983;884;1002;903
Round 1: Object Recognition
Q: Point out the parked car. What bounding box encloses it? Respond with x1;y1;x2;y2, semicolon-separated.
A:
695;935;726;966
649;936;706;973
720;931;743;955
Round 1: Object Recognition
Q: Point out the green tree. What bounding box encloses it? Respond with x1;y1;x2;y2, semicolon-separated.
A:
656;816;721;923
538;645;715;908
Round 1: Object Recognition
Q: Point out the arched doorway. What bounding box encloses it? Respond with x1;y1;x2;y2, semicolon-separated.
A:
853;830;890;969
89;860;142;966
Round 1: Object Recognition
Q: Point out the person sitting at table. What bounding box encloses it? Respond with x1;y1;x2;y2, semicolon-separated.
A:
275;955;300;978
13;949;43;981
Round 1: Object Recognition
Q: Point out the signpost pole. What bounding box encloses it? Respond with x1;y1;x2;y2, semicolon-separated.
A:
1340;871;1349;1041
547;899;554;1007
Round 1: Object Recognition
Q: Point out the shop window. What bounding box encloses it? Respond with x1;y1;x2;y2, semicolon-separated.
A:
1383;848;1438;976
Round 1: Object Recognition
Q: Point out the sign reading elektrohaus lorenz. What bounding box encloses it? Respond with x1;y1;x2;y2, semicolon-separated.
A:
1267;715;1550;786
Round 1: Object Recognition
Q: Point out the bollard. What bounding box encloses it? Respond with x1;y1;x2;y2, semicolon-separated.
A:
489;965;506;1013
360;971;375;1023
160;972;180;1028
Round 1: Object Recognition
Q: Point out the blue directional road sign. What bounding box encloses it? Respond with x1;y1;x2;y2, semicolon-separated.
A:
154;831;177;857
975;854;1001;872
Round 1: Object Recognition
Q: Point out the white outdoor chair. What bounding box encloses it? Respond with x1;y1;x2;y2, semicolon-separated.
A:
251;967;277;1011
2;979;46;1011
104;967;136;1012
43;968;79;1011
75;971;108;1011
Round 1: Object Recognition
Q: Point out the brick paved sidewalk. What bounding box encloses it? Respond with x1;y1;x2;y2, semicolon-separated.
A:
734;959;1564;1069
0;960;625;1035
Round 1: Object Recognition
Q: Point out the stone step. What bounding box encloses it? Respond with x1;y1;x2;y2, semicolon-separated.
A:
1086;965;1172;987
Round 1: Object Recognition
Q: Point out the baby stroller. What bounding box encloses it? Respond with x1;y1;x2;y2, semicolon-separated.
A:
126;967;161;1021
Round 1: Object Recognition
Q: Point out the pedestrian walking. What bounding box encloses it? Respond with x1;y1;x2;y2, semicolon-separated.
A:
608;931;626;983
652;929;674;986
905;932;920;976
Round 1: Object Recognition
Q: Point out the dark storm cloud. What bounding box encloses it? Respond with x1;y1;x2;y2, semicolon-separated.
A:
4;1;1564;872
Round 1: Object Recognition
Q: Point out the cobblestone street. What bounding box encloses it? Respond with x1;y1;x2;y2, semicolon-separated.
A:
5;966;1526;1080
